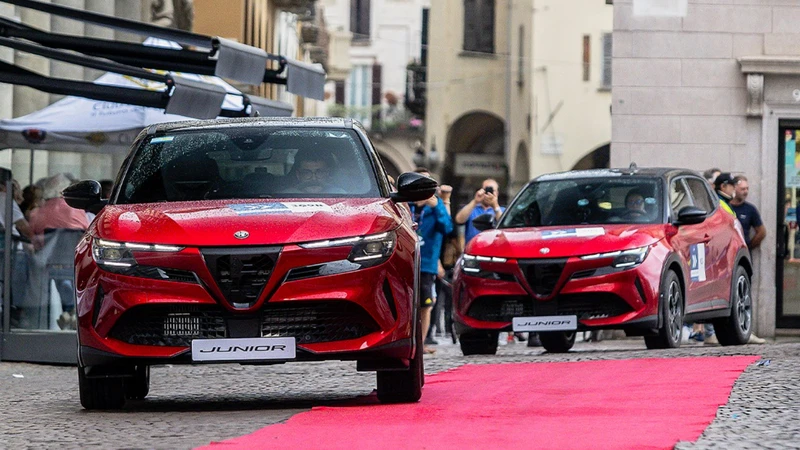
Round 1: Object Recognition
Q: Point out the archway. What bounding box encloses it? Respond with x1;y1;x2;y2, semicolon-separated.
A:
572;143;610;170
378;152;402;180
442;111;507;207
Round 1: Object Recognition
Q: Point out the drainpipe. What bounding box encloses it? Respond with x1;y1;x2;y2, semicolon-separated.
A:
505;0;513;198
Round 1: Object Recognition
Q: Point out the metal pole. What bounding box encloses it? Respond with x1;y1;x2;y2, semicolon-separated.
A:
2;169;14;350
28;148;34;186
505;0;513;199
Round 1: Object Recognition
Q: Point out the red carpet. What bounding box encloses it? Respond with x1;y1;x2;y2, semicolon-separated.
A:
201;356;757;450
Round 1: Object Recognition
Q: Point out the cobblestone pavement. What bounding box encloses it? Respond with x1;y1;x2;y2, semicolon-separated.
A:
0;337;798;449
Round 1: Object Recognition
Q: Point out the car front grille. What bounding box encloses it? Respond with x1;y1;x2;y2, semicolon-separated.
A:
201;246;281;308
109;301;380;347
466;293;634;323
518;259;566;296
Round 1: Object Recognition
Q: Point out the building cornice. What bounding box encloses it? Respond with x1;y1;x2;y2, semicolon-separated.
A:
736;56;800;118
739;56;800;76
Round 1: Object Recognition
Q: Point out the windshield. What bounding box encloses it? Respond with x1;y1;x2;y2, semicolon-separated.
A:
500;177;663;228
116;127;381;203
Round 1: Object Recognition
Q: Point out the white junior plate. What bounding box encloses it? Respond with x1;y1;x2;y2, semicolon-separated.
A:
512;315;578;332
191;337;296;362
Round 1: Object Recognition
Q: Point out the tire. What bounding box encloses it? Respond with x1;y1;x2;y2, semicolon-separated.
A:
78;366;126;410
376;312;424;403
125;365;150;400
713;265;752;346
645;270;683;350
459;331;499;355
539;331;576;353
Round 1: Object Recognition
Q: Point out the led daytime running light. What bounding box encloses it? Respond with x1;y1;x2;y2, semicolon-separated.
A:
580;247;647;261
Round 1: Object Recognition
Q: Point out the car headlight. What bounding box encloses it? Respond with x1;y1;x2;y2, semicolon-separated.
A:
460;254;515;281
580;246;650;269
299;231;397;268
92;238;183;272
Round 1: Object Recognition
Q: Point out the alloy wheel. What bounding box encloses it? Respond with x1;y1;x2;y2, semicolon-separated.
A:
668;280;682;343
736;274;752;334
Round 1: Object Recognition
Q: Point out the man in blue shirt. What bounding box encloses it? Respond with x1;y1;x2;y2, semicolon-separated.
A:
455;178;505;245
730;175;766;251
409;168;453;353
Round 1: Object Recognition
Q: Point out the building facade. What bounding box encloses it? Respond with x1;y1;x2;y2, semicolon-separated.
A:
611;0;800;336
530;0;613;181
320;0;428;178
425;0;532;206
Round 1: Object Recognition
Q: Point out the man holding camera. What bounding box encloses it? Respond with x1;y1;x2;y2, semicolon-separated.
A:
455;178;505;245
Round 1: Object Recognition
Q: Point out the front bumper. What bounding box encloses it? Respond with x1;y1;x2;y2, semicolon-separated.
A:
75;236;418;365
453;248;666;333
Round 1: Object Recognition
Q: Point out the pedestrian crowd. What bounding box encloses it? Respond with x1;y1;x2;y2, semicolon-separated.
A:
0;173;113;331
401;165;769;353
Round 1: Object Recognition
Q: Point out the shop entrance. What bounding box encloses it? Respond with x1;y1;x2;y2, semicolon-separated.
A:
777;122;800;329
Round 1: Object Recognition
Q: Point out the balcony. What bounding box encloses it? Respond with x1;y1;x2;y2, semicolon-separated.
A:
405;61;426;118
273;0;316;18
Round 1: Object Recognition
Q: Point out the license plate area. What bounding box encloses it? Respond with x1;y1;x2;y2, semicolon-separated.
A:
191;337;296;362
512;315;578;332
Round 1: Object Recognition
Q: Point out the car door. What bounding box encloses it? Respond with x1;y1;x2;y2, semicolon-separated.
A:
667;177;715;311
684;176;732;308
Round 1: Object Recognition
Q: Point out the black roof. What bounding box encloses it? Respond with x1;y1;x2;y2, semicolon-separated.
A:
535;167;701;182
144;117;356;135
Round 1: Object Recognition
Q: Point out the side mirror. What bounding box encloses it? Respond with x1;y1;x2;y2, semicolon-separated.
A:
63;180;107;213
390;172;438;203
675;206;707;225
472;212;496;232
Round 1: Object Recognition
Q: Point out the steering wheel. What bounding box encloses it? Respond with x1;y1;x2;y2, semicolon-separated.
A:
621;209;646;221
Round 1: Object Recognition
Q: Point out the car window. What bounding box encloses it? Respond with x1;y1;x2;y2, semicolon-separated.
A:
117;128;381;203
499;177;662;228
685;177;714;213
670;179;693;214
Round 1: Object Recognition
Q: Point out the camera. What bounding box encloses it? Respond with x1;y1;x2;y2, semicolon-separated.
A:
484;186;494;195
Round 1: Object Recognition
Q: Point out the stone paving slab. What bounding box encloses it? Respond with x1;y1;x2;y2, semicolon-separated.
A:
0;338;796;449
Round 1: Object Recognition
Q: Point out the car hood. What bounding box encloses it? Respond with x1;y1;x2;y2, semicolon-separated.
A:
94;198;401;246
466;224;666;259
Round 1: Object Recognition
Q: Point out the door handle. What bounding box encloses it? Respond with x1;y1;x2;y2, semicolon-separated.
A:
412;222;419;231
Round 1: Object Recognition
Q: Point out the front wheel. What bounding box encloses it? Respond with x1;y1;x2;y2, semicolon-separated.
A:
539;331;575;353
645;270;683;350
125;365;150;400
459;331;499;355
713;265;752;346
376;315;424;403
78;366;126;410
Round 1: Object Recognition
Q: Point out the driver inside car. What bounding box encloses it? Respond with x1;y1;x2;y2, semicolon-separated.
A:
288;152;345;195
622;189;647;219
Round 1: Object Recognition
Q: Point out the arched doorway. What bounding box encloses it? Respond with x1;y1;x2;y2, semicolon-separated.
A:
572;143;610;170
511;142;529;196
442;111;507;208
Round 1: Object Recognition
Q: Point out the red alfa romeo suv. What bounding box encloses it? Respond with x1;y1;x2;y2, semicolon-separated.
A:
65;117;436;409
453;167;753;354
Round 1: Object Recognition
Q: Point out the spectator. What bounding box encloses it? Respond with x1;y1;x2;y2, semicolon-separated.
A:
455;178;505;245
713;172;737;216
29;174;89;239
20;184;44;221
409;168;453;354
730;175;766;251
730;175;767;345
0;181;33;241
703;168;721;185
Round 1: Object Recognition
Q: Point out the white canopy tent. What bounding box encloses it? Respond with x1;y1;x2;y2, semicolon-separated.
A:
0;70;293;154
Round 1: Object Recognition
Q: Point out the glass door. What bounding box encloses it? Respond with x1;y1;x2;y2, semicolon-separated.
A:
0;167;76;364
778;124;800;328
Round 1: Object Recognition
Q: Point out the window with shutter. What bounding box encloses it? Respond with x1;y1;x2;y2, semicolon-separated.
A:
350;0;371;42
583;35;591;82
601;33;612;89
463;0;494;54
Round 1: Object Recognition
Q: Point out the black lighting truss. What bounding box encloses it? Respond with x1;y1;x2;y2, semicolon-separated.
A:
0;0;325;99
